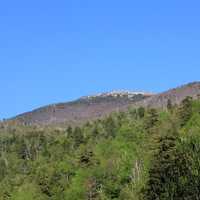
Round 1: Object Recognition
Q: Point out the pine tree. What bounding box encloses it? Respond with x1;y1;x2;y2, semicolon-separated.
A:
142;133;200;200
142;135;178;200
144;108;159;132
73;127;84;147
178;96;193;127
67;125;73;137
167;99;173;112
104;116;117;138
137;107;145;118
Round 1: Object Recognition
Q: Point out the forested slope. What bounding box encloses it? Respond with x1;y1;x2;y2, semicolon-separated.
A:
1;97;200;199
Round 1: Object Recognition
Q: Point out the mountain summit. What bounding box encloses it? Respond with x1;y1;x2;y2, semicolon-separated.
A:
9;82;200;126
12;91;152;126
81;90;153;99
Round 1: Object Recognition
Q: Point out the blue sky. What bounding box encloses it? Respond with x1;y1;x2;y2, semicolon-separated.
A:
1;0;200;119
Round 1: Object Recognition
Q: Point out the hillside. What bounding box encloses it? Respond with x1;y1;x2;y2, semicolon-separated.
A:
1;95;200;199
136;82;200;108
9;82;200;126
11;91;152;125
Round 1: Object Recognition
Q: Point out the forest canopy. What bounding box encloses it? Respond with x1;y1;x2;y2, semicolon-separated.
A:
1;97;200;200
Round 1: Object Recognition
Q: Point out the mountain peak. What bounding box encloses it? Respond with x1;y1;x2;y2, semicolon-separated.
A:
8;82;200;126
11;90;152;126
81;90;153;100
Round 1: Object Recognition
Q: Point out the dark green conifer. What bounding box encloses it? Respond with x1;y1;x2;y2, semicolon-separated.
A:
137;107;145;118
144;108;159;132
178;96;193;127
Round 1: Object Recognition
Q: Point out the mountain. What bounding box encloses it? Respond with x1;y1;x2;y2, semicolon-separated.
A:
9;82;200;126
136;82;200;108
3;88;200;199
11;91;152;126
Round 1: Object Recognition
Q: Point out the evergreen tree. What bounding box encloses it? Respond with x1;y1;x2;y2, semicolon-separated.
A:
18;140;30;160
92;126;99;139
142;135;178;200
178;96;193;127
104;116;117;138
73;127;85;147
137;107;145;118
142;134;200;200
67;125;73;137
144;108;159;132
1;98;200;200
167;99;173;112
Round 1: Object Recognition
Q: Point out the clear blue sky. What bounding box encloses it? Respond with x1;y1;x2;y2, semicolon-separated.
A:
1;0;200;119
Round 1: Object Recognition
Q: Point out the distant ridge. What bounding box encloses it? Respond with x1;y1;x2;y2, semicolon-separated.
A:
136;82;200;108
8;82;200;126
11;91;152;126
81;90;153;99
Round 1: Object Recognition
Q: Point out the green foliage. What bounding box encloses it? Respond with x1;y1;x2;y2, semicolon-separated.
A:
137;107;145;119
73;127;85;147
1;97;200;199
167;99;173;112
11;183;46;200
178;96;193;127
143;132;200;200
0;156;8;180
144;108;159;132
142;135;179;200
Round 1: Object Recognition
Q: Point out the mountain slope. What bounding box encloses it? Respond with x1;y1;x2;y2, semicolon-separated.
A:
9;82;200;126
12;91;152;125
136;82;200;108
2;93;200;199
